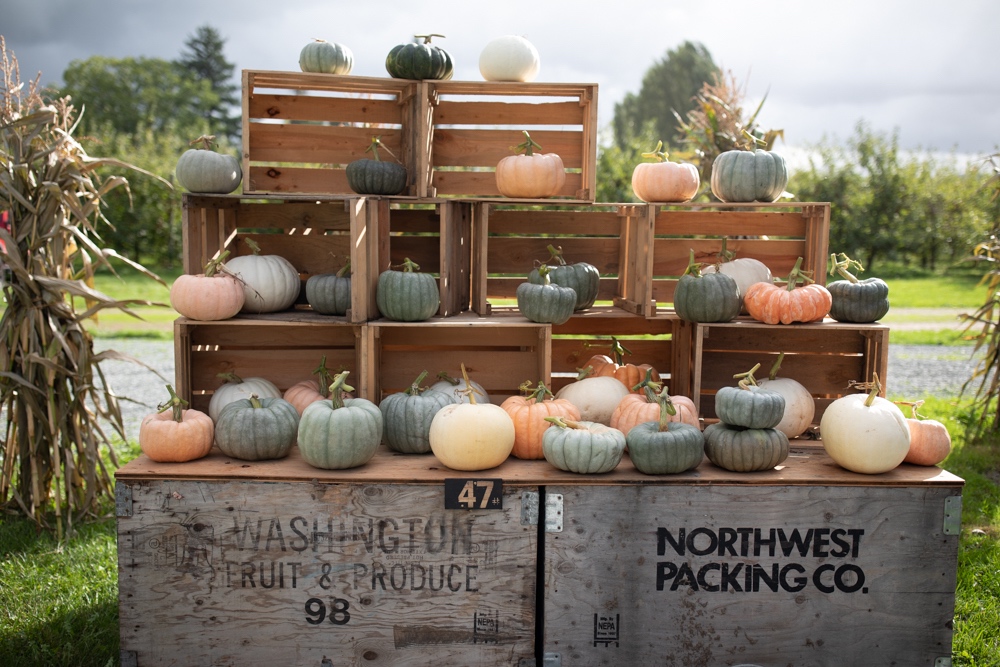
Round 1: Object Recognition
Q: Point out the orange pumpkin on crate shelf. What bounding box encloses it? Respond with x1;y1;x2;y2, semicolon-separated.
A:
583;337;660;392
744;257;832;325
496;131;565;199
501;381;581;460
610;369;699;434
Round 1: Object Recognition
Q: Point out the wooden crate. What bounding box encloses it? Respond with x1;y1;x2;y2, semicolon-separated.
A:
364;315;550;405
628;202;831;315
242;71;421;196
174;315;363;412
675;319;890;430
421;81;598;201
116;449;538;667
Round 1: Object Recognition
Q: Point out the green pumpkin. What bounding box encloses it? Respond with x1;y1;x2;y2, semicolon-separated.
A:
710;149;788;203
703;421;789;472
214;396;299;461
175;135;242;194
715;384;785;430
626;420;705;474
298;373;382;469
516;266;577;325
299;39;354;74
376;258;440;321
346;136;407;195
542;417;626;474
528;245;600;311
379;371;454;454
826;255;890;323
386;34;454;80
673;250;741;323
305;262;351;316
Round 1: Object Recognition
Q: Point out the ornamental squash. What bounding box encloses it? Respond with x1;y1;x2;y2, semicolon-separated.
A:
673;249;741;323
299;38;354;74
501;381;581;460
214;395;299;461
624;385;705;474
901;401;952;466
542;417;626;474
386;34;454;80
208;372;281;422
820;373;910;474
496;131;566;199
430;369;491;405
555;369;631;425
701;237;773;314
225;239;301;314
175;135;242;194
610;368;699;434
479;35;540;82
346;137;407;196
703;422;790;472
429;365;515;471
169;251;245;321
714;364;786;430
756;353;815;439
376;258;440;321
710;148;788;203
305;260;352;316
527;244;600;311
516;265;577;325
744;257;832;325
583;337;660;392
379;371;454;454
826;253;890;323
298;372;383;470
139;386;214;463
631;141;700;203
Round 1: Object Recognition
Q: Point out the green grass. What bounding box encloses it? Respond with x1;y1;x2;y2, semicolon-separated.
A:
886;274;987;309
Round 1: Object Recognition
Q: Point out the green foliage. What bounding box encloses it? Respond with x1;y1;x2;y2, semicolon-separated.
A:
177;25;240;142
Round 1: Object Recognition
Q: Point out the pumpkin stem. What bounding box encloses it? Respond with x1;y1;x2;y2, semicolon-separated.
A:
864;372;882;407
436;371;459;386
610;336;632;366
768;352;786;381
640;140;668;162
715;237;737;264
336;259;352;278
397;257;421;273
415;34;445;44
244;238;262;256
326;371;354;409
654;386;678;431
633;367;663;402
828;252;864;284
545;244;568;266
682;249;703;278
733;363;762;389
523;380;554;403
893;399;926;420
544;415;583;430
156;384;189;423
406;370;430;396
189;134;217;150
575;365;596;381
203;250;231;277
535;264;553;285
512;130;543;157
312;356;334;398
458;363;485;405
248;393;263;409
217;372;244;384
784;257;813;292
365;136;400;164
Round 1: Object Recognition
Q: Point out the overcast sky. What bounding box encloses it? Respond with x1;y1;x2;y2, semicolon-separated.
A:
3;0;998;163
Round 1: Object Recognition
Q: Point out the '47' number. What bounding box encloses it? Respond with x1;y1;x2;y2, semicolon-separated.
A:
305;597;350;626
457;480;494;509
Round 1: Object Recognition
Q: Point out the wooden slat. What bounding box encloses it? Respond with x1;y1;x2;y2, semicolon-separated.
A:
247;92;405;125
432;129;583;168
247;123;403;164
431;170;583;199
485;208;621;235
248;165;352;195
487;237;621;275
434;99;586;126
247;70;417;96
652;238;807;277
654;209;807;236
487;277;620;301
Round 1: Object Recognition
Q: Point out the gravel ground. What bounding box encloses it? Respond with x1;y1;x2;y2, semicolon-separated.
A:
92;338;986;442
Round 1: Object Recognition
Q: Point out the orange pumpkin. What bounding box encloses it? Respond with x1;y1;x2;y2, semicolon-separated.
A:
583;337;660;393
501;381;581;459
612;391;699;435
283;356;353;416
902;402;952;466
496;131;566;199
139;385;215;463
744;257;832;325
631;141;700;203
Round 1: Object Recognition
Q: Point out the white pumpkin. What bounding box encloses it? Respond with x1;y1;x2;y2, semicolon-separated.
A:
820;381;910;474
430;371;491;405
429;402;515;471
555;376;630;425
479;35;540;82
225;246;301;314
208;373;282;422
757;353;815;439
703;257;772;312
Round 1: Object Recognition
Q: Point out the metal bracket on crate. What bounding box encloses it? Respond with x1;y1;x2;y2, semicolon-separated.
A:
519;653;561;667
943;496;962;535
115;482;132;518
520;491;564;532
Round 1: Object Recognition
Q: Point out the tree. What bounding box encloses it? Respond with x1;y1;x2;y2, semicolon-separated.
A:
177;25;240;142
611;41;719;151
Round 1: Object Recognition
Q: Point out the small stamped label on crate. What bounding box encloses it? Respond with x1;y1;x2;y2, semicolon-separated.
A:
444;478;503;510
593;612;620;647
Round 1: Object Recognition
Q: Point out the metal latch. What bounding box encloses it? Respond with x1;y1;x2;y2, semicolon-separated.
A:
116;482;132;518
519;654;561;667
943;496;961;535
520;492;564;532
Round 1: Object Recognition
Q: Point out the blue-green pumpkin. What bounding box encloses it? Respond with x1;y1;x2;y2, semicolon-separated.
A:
703;421;789;472
376;258;440;321
517;266;577;325
710;149;788;203
673;250;741;323
379;371;454;454
215;395;299;461
528;245;600;311
305;262;351;316
298;372;382;470
385;34;454;80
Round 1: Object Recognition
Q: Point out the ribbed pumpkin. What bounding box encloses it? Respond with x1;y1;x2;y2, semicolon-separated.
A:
169;251;245;321
306;260;352;316
703;422;790;472
516;265;577;325
528;244;600;311
214;395;299;461
175;135;242;194
225;239;301;314
496;131;566;199
714;364;786;430
631;141;700;203
744;257;832;325
139;386;215;463
479;35;540;82
625;385;705;474
298;372;383;470
610;369;699;434
429;365;515;471
710;149;788;203
542;417;626;474
208;373;282;422
501;381;581;460
299;38;354;74
826;253;890;323
673;249;741;323
756;353;815;439
583;337;660;393
386;34;454;80
346;137;407;196
376;258;440;321
379;371;454;454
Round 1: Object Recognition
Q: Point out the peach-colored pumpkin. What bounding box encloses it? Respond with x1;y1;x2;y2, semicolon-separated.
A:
744;258;832;325
904;417;952;466
501;382;581;459
611;392;699;435
169;251;244;321
282;357;352;416
496;131;566;199
583;337;660;393
631;141;700;203
139;386;215;463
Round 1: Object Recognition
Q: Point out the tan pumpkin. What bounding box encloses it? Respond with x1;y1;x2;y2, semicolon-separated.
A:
169;251;245;321
501;381;581;459
610;370;699;435
901;401;952;466
583;337;660;393
631;141;700;203
496;131;566;199
429;365;515;471
139;385;215;463
744;257;832;325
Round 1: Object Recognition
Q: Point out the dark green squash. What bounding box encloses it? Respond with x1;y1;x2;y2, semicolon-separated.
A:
673;250;741;323
214;395;299;461
376;258;440;321
710;149;788;203
305;260;351;316
516;265;577;324
385;34;454;80
703;421;789;472
827;253;890;323
528;244;600;311
625;385;705;474
346;137;407;195
379;371;454;454
714;364;786;430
